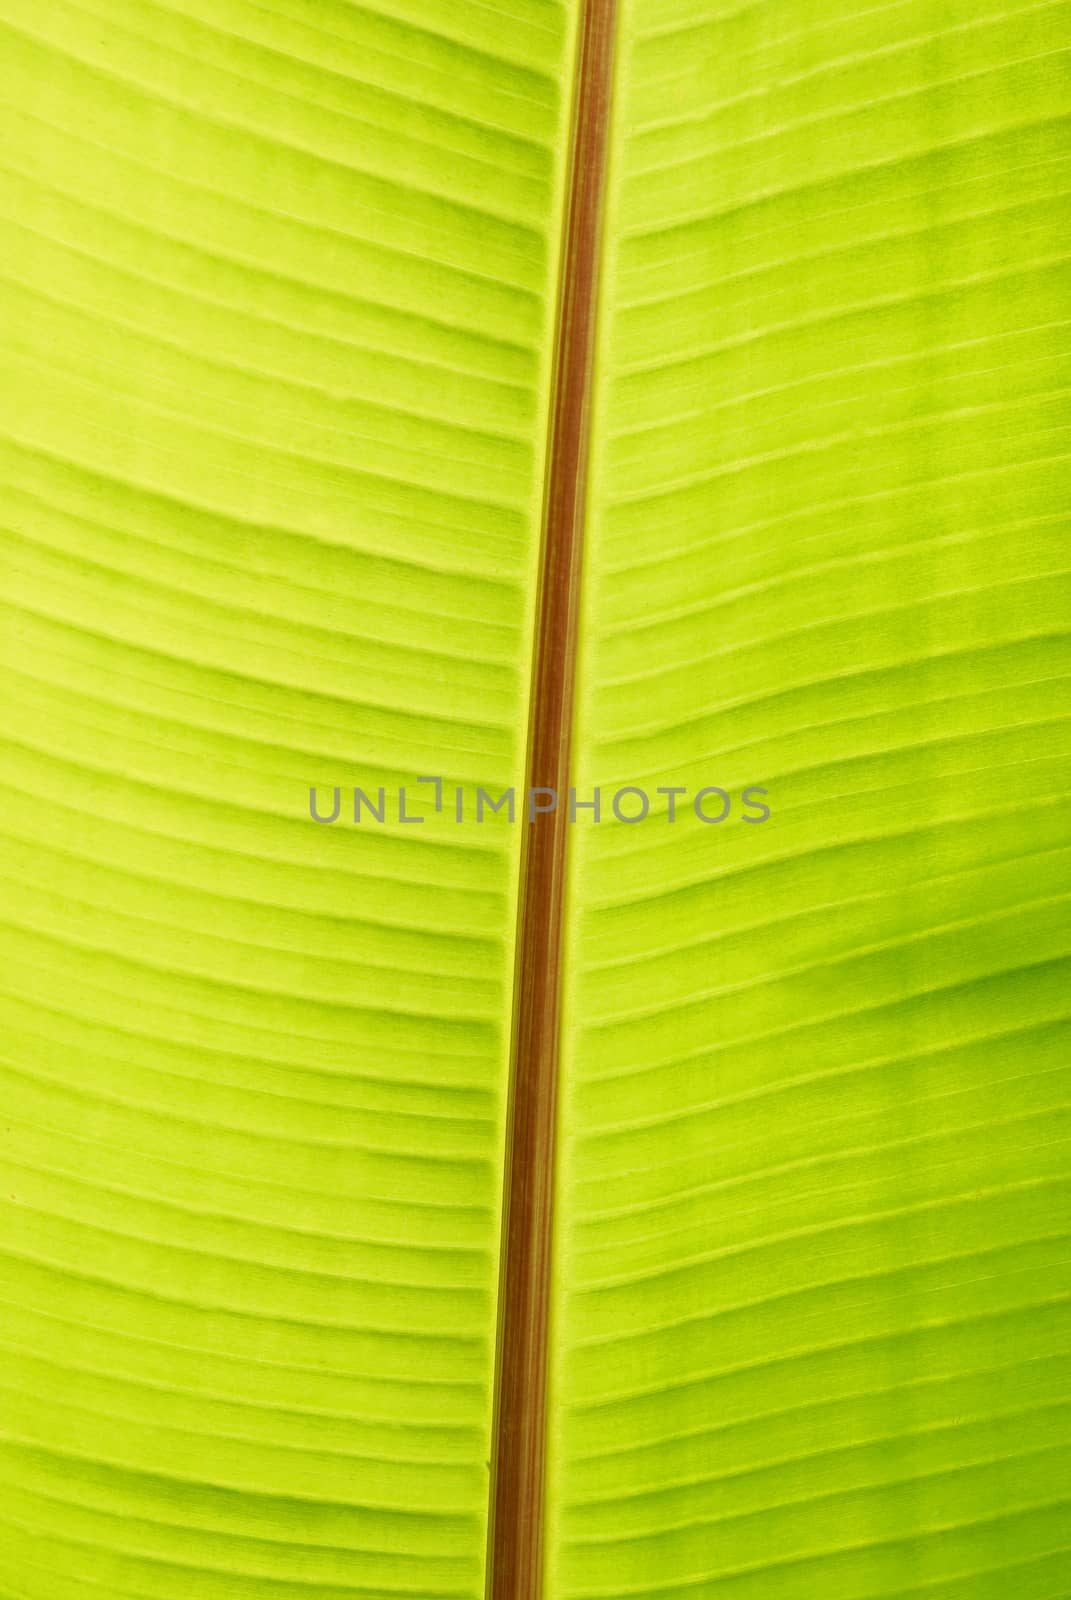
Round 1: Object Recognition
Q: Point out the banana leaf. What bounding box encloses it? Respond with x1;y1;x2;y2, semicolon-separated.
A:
0;1;1068;1597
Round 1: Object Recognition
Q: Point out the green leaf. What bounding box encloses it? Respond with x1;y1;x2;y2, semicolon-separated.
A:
1;2;1069;1598
548;6;1071;1595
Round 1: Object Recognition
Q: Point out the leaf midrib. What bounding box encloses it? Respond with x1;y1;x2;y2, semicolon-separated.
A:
486;3;620;1597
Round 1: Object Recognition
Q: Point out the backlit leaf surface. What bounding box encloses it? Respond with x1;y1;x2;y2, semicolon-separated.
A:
1;2;1068;1597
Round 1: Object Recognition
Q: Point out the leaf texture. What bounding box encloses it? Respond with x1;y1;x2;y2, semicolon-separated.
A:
549;2;1071;1596
0;1;573;1594
1;2;1070;1599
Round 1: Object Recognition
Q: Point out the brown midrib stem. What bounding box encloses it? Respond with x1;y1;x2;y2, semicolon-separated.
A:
486;4;618;1598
